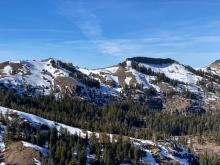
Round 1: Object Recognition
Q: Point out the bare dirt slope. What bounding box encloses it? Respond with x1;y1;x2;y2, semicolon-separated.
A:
192;141;220;156
1;142;41;165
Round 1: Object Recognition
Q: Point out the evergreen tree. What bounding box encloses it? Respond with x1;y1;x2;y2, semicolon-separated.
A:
78;148;86;165
103;147;113;165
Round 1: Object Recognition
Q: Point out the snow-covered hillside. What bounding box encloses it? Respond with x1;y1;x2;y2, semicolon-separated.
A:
0;57;216;97
0;106;197;165
0;59;69;95
78;57;220;112
79;57;204;93
0;57;219;112
0;59;119;105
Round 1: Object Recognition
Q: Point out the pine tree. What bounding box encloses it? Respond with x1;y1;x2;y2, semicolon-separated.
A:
41;158;47;165
60;142;67;165
48;157;54;165
134;147;140;163
36;126;41;146
103;147;113;165
78;148;86;165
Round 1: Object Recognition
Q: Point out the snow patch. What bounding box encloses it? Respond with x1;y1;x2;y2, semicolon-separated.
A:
22;141;48;156
34;158;41;165
3;66;13;75
125;77;132;85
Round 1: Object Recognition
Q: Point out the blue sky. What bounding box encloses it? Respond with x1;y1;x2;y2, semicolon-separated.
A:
0;0;220;68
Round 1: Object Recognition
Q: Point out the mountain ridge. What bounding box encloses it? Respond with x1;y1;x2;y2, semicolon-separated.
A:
126;57;177;65
0;56;219;113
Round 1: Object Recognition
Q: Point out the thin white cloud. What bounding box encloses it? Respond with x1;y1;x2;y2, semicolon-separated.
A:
54;0;123;55
74;8;103;39
51;0;220;56
98;41;122;55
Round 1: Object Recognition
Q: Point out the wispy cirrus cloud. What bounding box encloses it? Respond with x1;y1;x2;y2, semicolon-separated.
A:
53;0;124;55
53;0;220;57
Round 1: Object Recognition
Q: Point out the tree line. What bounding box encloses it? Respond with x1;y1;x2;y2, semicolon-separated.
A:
0;87;220;144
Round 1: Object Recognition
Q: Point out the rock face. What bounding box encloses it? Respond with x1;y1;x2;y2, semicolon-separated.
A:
54;76;77;94
210;60;220;69
0;61;31;76
0;57;220;113
208;60;220;75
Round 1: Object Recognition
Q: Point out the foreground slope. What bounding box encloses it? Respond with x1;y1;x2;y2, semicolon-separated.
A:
0;106;197;165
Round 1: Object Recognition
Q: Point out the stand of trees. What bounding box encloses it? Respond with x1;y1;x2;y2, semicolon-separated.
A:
0;87;220;144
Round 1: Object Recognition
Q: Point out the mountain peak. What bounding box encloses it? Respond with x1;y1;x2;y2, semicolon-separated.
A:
41;57;57;63
126;56;176;65
211;59;220;65
209;59;220;71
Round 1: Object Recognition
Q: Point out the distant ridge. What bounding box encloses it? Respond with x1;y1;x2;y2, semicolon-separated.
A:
126;57;176;65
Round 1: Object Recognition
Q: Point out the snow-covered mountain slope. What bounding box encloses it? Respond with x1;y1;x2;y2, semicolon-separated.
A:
0;59;69;95
78;57;220;112
0;106;197;165
0;58;120;105
0;57;214;96
80;57;203;93
0;57;220;112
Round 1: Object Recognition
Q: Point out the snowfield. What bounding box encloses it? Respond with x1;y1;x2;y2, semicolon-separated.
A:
33;158;41;165
138;62;202;85
22;141;48;156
